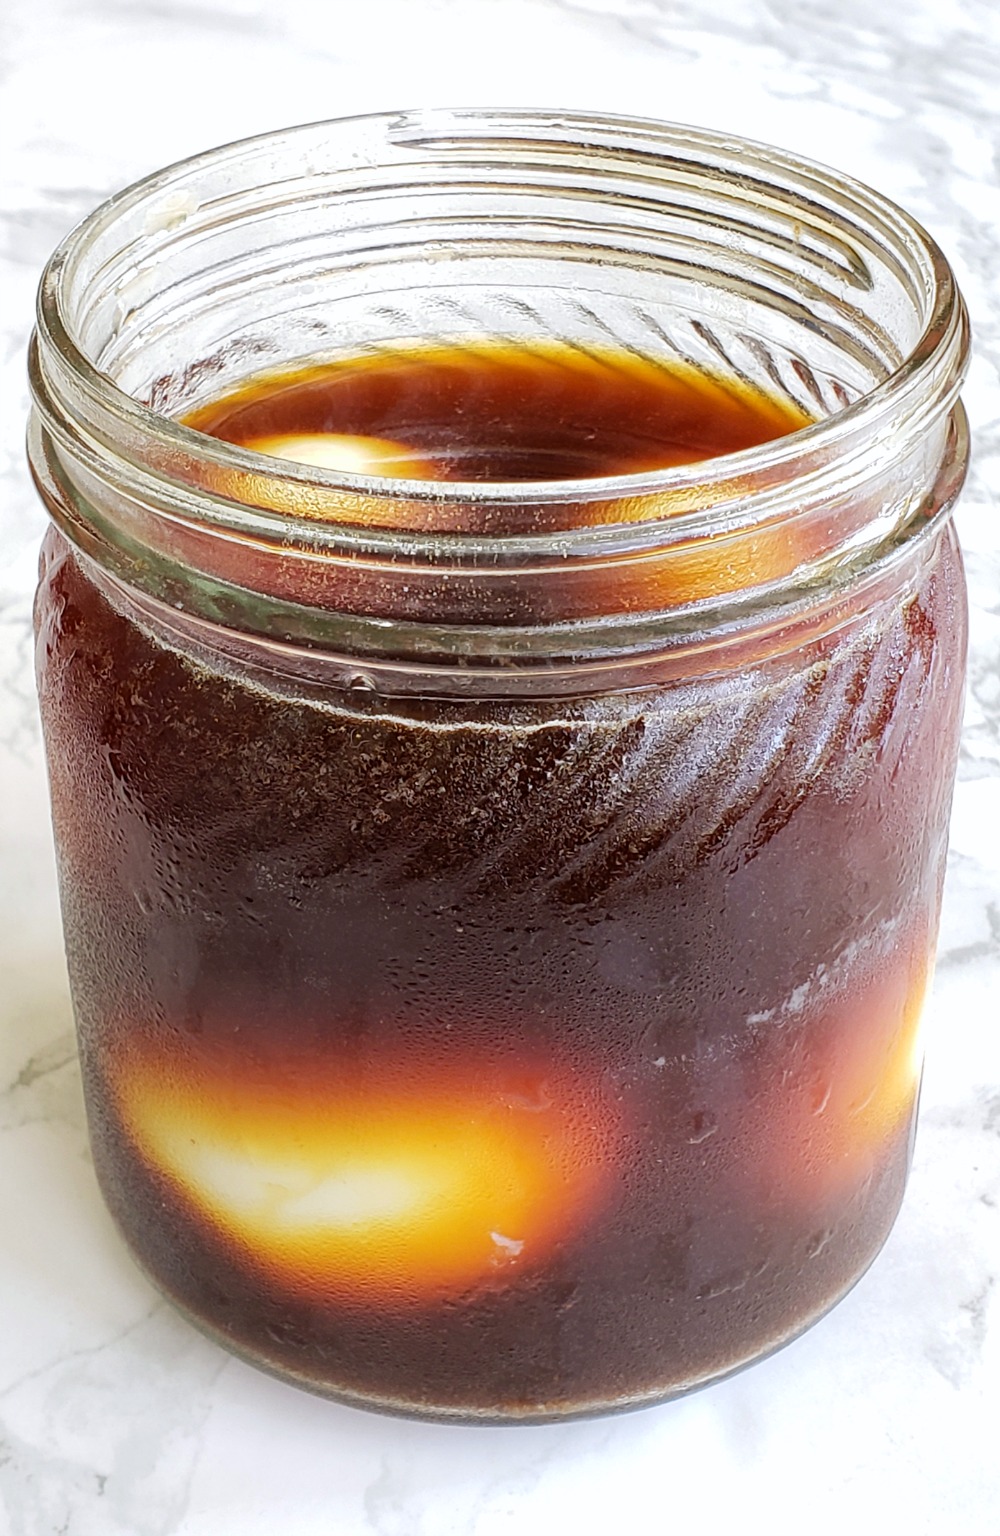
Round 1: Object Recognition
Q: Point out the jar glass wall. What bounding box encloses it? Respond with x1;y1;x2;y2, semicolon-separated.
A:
28;111;969;1420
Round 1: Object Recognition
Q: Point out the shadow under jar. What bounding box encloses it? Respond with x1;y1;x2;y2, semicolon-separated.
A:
28;111;970;1422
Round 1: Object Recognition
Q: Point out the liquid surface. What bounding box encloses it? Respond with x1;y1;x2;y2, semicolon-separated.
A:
185;341;811;485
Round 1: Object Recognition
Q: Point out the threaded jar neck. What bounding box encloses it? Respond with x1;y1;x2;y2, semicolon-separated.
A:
28;110;969;693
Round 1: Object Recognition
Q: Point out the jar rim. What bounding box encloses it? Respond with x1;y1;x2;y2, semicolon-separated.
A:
35;108;968;547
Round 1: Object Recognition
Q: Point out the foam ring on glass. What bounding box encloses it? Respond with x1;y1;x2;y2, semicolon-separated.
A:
28;110;969;1422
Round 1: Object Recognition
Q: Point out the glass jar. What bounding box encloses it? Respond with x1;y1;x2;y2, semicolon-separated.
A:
28;111;969;1422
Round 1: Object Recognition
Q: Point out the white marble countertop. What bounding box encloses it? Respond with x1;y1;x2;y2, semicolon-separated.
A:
2;2;998;1532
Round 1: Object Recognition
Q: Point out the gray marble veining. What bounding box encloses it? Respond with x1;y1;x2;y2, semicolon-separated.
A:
1;2;997;1532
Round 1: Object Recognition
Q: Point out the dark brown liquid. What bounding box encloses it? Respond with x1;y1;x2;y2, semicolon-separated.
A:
185;341;810;484
35;345;966;1418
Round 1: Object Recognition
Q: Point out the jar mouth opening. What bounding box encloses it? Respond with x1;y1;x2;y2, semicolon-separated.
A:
36;108;967;544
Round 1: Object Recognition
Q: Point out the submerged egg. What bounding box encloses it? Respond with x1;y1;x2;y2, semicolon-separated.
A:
114;1048;614;1305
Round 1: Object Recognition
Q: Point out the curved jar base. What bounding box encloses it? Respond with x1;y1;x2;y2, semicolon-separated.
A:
112;1201;906;1425
91;1114;913;1425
